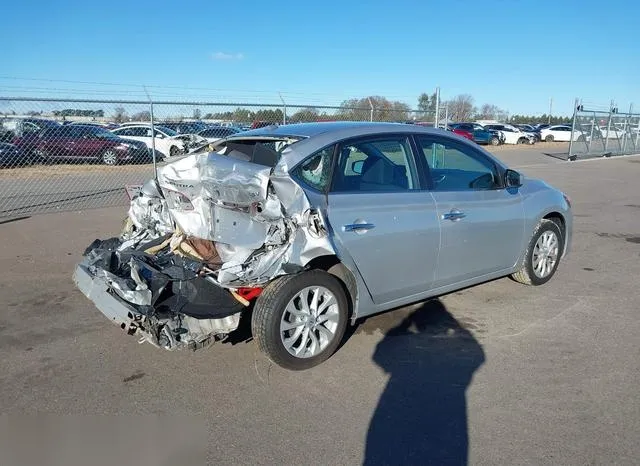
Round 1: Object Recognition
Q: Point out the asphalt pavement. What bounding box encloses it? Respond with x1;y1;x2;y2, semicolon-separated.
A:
1;145;639;465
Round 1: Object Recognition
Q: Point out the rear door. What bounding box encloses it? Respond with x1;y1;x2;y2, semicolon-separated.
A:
326;134;440;305
414;135;525;288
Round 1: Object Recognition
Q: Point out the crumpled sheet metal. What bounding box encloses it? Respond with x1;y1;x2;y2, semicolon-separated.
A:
126;146;336;288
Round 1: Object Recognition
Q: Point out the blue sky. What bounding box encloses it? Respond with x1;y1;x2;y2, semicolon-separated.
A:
2;0;638;115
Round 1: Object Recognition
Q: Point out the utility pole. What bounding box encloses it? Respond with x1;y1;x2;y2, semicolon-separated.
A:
548;98;553;124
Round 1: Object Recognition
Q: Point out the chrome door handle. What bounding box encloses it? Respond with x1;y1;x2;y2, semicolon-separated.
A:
441;210;466;221
343;223;376;233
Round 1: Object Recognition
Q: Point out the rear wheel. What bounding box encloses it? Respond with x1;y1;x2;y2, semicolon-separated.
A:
518;137;528;144
101;149;118;166
490;136;500;146
511;219;563;286
169;146;180;157
251;270;349;370
545;135;554;142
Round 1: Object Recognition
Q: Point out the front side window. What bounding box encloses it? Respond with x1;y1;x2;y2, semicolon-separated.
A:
293;145;335;192
416;136;500;191
331;136;418;192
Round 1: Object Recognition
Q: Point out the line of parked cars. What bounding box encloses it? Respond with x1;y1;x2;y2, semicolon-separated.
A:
0;117;247;167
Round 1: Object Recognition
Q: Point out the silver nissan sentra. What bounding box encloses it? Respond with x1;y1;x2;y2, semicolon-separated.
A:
74;122;572;370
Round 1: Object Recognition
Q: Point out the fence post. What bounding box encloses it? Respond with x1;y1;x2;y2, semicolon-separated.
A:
143;87;158;180
588;112;595;154
434;87;440;128
279;93;286;125
444;103;448;127
622;103;633;153
635;114;640;150
568;98;579;160
604;100;614;152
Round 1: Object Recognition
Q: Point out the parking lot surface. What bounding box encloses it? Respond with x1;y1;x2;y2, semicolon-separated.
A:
1;145;639;464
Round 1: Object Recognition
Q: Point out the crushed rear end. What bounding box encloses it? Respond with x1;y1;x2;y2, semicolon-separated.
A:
74;137;335;350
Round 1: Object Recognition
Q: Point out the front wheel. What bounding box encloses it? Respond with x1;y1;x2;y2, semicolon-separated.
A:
101;149;118;165
169;146;180;157
490;136;500;146
251;270;349;370
511;219;564;286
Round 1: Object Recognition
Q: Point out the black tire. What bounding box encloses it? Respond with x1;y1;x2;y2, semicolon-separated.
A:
518;137;528;144
490;136;500;146
577;135;585;142
511;219;564;286
251;270;349;370
545;135;554;142
169;146;180;157
101;149;118;166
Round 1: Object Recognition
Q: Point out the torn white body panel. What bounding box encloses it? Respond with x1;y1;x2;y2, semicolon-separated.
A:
126;147;335;288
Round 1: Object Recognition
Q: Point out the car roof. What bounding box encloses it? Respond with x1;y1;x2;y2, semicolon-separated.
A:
225;121;508;170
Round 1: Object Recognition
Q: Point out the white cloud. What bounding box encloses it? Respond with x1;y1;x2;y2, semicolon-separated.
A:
212;52;244;61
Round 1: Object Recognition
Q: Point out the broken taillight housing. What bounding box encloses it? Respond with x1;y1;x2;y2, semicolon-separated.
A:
164;189;194;211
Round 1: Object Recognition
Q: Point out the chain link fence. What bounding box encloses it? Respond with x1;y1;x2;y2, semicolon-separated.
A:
0;97;429;219
569;104;640;160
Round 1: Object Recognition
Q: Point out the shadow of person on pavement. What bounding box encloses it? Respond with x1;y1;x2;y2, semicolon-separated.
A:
364;299;485;466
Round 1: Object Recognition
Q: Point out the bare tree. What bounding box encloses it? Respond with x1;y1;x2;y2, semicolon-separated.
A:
131;111;151;121
448;94;476;122
193;108;202;120
477;103;507;120
113;106;127;124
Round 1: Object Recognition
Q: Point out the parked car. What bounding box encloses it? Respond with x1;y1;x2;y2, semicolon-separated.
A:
484;124;535;144
0;142;27;167
540;125;587;142
598;126;626;139
0;118;61;158
74;122;572;370
446;125;474;140
197;126;241;142
111;125;187;158
251;120;276;129
449;123;502;145
160;121;209;135
35;125;150;165
67;121;120;130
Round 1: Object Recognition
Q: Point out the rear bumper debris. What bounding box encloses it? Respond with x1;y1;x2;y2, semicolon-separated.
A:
73;239;245;351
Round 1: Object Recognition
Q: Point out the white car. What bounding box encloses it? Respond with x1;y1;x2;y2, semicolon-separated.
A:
540;125;587;142
111;125;186;158
484;124;535;145
598;126;626;139
197;126;242;143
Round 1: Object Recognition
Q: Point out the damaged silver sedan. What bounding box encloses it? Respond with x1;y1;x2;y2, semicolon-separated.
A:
74;122;572;370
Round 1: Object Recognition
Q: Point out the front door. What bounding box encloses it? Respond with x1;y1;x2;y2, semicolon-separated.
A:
414;135;525;288
326;135;440;305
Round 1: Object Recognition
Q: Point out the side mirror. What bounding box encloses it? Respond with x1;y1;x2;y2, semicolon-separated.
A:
505;169;522;188
352;160;364;174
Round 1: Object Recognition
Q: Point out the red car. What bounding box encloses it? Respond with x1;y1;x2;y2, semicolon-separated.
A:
449;127;474;140
35;125;151;165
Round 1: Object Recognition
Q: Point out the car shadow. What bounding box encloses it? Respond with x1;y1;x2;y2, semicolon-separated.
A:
362;299;485;465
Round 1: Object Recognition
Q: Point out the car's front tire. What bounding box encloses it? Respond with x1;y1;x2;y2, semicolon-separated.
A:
251;270;349;370
101;149;118;166
511;219;564;286
169;146;180;157
490;136;500;146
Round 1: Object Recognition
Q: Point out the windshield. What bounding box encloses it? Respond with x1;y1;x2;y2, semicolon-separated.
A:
156;126;178;137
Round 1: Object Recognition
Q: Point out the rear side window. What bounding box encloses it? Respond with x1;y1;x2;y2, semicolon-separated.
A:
331;136;418;192
292;145;335;192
